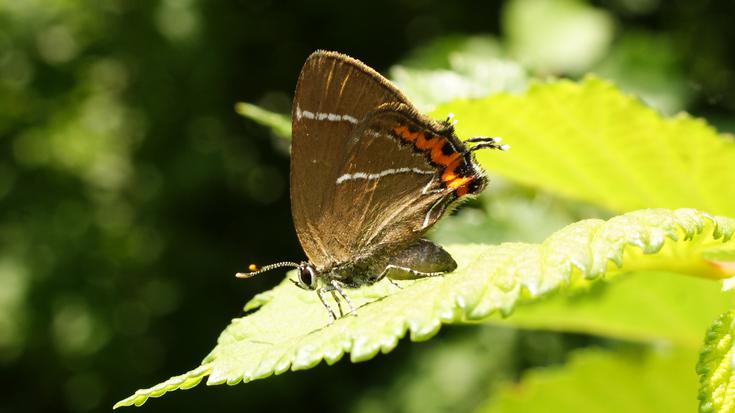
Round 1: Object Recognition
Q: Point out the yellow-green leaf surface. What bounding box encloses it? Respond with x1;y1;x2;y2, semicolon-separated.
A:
115;208;735;408
438;76;735;216
495;271;734;349
478;348;698;413
698;309;735;413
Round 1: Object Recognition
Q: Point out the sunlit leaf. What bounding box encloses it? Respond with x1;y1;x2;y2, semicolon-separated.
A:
496;271;734;348
478;348;698;413
115;208;735;408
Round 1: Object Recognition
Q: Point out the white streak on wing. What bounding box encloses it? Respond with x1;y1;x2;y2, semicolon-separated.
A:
421;178;435;194
295;105;358;124
336;168;435;184
422;198;444;229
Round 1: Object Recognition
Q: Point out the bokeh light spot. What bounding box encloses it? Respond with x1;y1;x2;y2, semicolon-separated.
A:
36;24;79;64
0;258;29;363
52;296;108;356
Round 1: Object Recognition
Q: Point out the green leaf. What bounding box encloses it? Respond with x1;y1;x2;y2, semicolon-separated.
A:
697;309;735;413
438;76;735;216
495;270;735;349
478;348;698;413
115;208;735;408
234;102;291;139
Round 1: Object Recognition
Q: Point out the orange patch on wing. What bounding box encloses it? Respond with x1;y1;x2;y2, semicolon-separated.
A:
393;125;418;142
441;157;473;195
441;158;462;183
430;144;460;167
392;124;472;194
446;176;473;190
415;132;438;150
394;125;461;167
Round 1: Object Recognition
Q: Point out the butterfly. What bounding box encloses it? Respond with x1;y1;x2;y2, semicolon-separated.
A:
238;51;506;321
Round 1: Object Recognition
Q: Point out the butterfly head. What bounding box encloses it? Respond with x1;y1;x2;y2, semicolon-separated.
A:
292;262;318;290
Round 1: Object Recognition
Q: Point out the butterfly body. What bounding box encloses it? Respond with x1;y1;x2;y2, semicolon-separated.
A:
309;238;458;289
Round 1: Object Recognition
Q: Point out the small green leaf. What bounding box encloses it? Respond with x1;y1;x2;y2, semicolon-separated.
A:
115;208;735;407
439;76;735;216
698;309;735;413
235;102;291;139
479;348;698;413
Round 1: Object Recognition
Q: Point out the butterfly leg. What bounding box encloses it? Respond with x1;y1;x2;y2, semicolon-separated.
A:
330;280;356;317
317;287;337;322
330;291;345;318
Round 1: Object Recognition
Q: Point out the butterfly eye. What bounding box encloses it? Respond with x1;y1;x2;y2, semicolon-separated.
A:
297;264;317;290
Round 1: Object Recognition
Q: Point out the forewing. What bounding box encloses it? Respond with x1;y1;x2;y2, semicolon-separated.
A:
290;51;412;267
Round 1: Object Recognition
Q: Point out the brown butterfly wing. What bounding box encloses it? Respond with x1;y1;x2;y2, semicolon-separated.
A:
290;51;413;268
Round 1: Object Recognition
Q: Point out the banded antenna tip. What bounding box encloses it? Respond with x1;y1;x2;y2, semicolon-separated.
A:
236;261;300;278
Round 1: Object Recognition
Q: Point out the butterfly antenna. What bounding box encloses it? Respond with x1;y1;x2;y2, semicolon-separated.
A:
236;261;300;279
466;136;509;152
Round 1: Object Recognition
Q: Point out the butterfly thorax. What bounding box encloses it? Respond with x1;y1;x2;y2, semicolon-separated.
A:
315;246;402;288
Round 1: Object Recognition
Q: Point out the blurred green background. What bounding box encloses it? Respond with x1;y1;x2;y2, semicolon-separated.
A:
1;0;734;412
